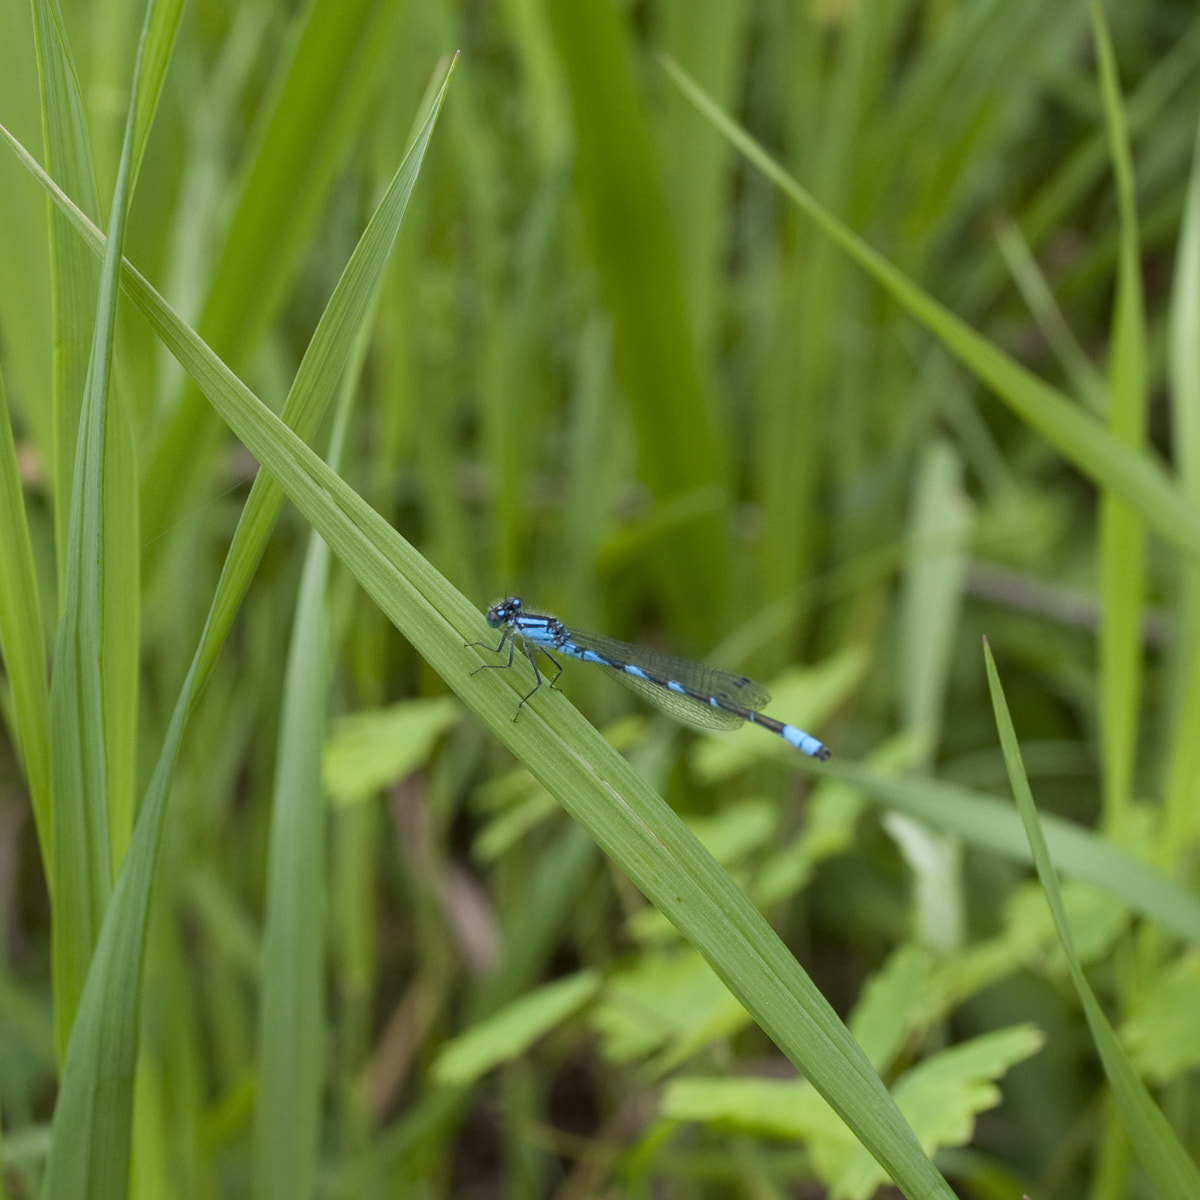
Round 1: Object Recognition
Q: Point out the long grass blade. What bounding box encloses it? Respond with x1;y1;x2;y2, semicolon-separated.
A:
140;0;406;564
43;0;183;1070
1163;111;1200;861
662;54;1200;565
544;0;735;636
1091;0;1147;821
4;120;959;1200
253;400;345;1200
13;57;455;1200
40;0;184;1195
985;641;1200;1199
0;366;50;839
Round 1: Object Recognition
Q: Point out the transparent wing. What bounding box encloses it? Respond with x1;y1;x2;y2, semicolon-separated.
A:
602;668;746;730
564;629;771;731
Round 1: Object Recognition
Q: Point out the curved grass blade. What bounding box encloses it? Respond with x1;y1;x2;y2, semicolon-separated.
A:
661;53;1200;566
4;107;959;1200
986;639;1200;1199
18;56;457;1200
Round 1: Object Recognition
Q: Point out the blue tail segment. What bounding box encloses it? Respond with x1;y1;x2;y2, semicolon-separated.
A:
470;597;831;762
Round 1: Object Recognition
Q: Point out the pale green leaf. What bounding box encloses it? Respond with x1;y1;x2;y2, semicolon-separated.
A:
590;949;751;1070
324;698;461;807
433;971;601;1087
1123;955;1200;1083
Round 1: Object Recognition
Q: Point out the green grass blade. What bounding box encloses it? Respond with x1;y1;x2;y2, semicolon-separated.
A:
43;0;183;1066
4;9;1195;1193
140;0;405;562
0;2;52;471
992;215;1106;412
657;0;745;350
899;440;972;758
0;365;50;843
985;641;1200;1199
29;0;111;887
187;57;456;691
40;0;183;1189
662;54;1200;565
1163;118;1200;861
39;803;160;1200
544;0;734;634
7;112;956;1199
253;422;341;1200
31;0;147;877
752;5;907;604
38;173;956;1200
8;58;453;1200
96;400;139;873
828;761;1200;950
1091;0;1147;820
433;972;602;1087
126;0;183;190
30;0;103;577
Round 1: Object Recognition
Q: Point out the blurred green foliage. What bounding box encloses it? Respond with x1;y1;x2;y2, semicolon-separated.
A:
2;1;1200;1197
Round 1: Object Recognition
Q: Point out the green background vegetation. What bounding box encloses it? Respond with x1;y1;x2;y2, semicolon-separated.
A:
1;0;1199;1196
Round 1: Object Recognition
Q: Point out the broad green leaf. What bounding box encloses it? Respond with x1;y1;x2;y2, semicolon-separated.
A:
847;944;927;1072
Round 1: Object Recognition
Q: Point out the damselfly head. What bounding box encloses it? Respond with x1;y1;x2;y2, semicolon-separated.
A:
486;597;523;628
